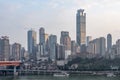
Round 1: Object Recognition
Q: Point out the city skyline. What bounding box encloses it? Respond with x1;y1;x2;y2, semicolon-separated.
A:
0;0;120;48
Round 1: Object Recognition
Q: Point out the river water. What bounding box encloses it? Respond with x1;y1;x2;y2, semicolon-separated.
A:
0;75;120;80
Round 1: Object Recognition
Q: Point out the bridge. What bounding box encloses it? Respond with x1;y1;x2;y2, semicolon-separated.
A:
0;61;21;76
0;61;21;66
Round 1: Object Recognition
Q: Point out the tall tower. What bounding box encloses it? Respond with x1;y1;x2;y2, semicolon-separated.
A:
0;36;10;61
99;37;106;56
107;34;112;53
48;35;57;61
76;9;86;46
39;27;45;45
27;29;37;60
39;27;45;56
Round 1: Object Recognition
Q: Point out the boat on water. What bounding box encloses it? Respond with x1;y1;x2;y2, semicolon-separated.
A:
106;73;116;77
53;72;69;77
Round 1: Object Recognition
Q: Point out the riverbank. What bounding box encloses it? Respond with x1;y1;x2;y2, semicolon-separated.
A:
19;70;120;76
0;70;120;76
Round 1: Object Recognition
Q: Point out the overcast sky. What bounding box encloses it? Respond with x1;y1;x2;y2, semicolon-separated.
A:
0;0;120;49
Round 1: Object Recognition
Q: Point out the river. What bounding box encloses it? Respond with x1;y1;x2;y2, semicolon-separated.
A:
0;75;120;80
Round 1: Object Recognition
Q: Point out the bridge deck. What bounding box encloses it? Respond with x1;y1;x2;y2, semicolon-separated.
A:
0;61;21;66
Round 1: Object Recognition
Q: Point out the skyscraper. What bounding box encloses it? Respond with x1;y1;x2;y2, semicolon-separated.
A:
60;31;71;50
12;43;21;61
107;34;112;53
60;31;71;59
21;47;25;61
0;36;10;61
76;9;86;46
39;27;45;44
39;27;45;56
27;29;37;60
87;37;106;57
48;35;57;61
99;37;106;56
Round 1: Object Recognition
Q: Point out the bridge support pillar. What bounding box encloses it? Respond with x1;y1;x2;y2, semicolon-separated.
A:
14;66;18;76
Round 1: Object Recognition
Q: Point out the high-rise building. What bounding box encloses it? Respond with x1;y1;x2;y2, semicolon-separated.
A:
12;43;21;61
64;36;71;50
99;37;106;56
0;36;10;61
107;34;112;53
60;31;71;50
39;27;45;44
48;35;57;61
60;31;71;59
27;29;37;60
45;33;49;55
87;37;106;57
92;38;100;55
76;9;86;46
86;39;100;58
21;47;25;61
39;27;45;56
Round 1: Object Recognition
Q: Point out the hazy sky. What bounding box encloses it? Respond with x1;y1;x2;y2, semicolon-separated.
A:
0;0;120;49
